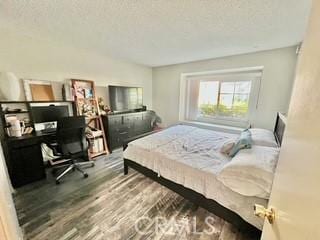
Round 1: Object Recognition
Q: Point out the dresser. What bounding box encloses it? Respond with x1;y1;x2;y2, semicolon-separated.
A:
102;111;155;151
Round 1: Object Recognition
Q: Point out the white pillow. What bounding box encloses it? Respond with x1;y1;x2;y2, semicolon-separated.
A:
217;145;280;199
220;139;236;155
249;128;278;148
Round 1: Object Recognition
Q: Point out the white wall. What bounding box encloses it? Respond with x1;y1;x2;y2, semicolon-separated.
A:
0;27;297;130
152;47;298;130
0;28;152;108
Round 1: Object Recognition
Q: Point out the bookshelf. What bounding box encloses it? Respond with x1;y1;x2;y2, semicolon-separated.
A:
71;79;109;159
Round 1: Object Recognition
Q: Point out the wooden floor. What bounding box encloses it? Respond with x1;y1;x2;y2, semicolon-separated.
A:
14;149;257;240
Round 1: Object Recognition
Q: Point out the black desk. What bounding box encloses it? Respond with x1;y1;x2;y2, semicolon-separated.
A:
4;131;54;188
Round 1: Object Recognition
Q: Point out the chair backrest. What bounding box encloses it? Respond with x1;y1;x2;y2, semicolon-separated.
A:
56;116;87;156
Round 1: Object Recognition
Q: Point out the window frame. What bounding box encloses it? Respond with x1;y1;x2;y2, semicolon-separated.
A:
197;77;253;122
179;67;263;128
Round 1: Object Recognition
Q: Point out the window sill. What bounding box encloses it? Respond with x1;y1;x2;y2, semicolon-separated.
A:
196;115;249;127
180;120;244;134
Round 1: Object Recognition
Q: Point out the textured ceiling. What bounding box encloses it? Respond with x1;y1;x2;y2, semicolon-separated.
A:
0;0;312;67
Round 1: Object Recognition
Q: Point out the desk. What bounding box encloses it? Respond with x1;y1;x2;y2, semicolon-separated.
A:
0;100;76;188
4;131;54;188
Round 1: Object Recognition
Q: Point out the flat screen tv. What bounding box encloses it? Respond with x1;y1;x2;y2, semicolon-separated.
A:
109;86;143;112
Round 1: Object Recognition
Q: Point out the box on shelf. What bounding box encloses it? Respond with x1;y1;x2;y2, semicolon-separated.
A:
89;137;104;154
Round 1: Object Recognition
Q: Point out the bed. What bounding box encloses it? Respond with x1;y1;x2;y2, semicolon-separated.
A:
123;113;286;237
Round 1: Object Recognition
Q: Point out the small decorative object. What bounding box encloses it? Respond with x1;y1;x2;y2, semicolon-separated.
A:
0;72;23;101
84;88;93;98
76;87;85;98
81;102;97;117
8;118;24;137
98;97;111;115
150;110;162;130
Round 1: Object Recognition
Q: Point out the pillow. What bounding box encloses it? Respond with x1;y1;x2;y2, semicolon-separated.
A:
228;130;252;157
220;139;236;155
249;128;278;148
217;145;280;199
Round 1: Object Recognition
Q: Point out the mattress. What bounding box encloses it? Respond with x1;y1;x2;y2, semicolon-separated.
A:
123;125;267;230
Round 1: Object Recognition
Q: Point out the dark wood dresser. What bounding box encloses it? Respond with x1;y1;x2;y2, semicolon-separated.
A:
102;111;155;151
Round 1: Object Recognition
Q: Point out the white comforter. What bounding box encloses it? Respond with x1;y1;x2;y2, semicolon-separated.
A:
123;125;266;230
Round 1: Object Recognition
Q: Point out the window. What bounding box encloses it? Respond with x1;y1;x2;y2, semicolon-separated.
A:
198;80;252;119
180;67;262;127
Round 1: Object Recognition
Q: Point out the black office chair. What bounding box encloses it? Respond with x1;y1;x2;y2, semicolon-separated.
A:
46;116;94;184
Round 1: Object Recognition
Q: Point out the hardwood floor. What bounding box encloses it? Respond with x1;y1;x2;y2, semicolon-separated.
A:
13;149;257;240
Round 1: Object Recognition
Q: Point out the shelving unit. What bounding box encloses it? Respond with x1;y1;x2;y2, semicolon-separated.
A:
71;79;109;159
3;110;29;114
0;102;33;138
0;101;75;138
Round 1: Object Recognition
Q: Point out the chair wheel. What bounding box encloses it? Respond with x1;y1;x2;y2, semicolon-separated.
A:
56;180;60;185
84;173;89;178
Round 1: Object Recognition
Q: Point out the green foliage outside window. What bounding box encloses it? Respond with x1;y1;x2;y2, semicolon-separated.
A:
199;100;249;118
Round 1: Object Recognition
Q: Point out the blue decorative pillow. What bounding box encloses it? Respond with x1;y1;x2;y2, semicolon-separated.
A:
228;130;252;157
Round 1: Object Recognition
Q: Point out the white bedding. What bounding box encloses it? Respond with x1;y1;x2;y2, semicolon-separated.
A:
123;125;267;230
217;146;280;199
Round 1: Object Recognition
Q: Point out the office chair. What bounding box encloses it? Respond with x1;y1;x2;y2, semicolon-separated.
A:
46;116;94;184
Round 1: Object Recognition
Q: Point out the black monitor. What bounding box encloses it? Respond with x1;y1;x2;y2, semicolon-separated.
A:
31;105;70;123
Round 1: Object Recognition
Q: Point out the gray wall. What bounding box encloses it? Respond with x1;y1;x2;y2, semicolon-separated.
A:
152;47;298;130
